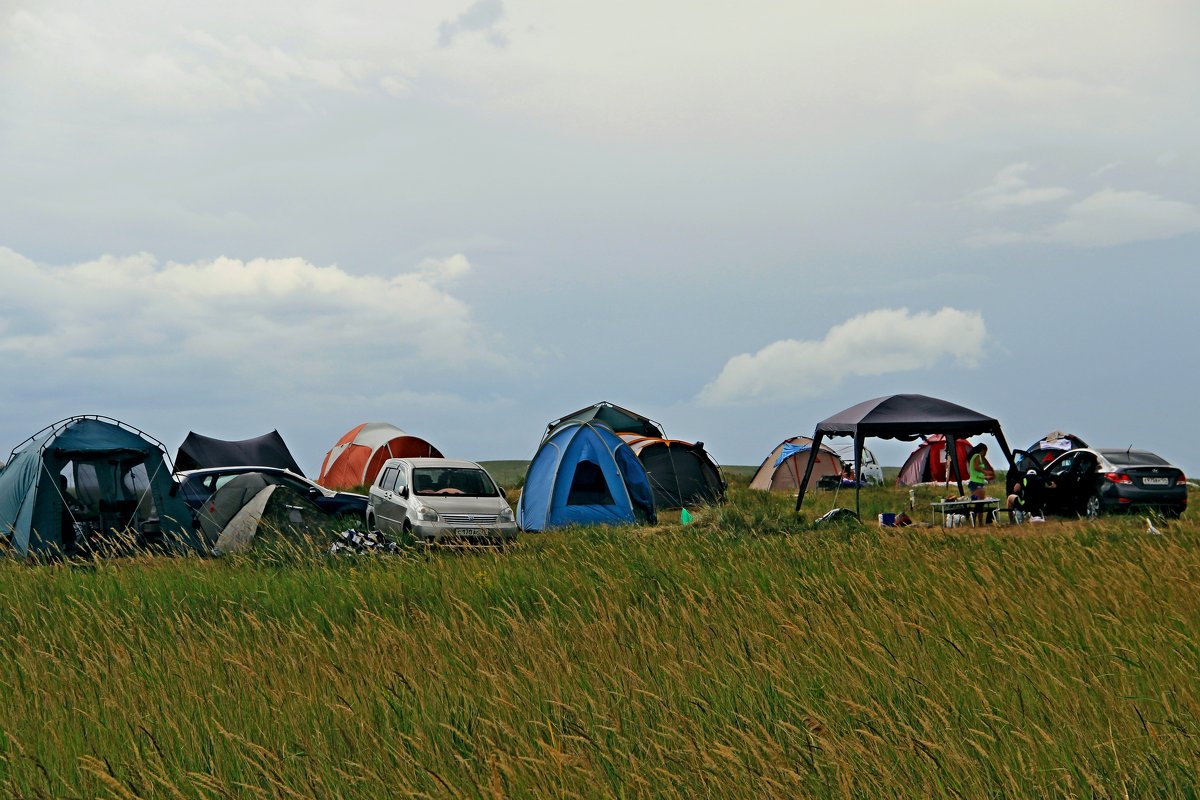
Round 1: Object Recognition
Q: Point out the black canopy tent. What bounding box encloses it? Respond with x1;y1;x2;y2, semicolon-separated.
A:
793;394;1015;517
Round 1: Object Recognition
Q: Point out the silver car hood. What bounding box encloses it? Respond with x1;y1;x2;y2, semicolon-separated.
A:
413;495;511;515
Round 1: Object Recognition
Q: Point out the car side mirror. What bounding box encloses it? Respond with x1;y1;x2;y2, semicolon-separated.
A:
397;486;408;498
308;487;320;495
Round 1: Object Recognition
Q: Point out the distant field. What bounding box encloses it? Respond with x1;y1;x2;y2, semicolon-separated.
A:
0;483;1196;797
482;460;765;489
481;461;902;489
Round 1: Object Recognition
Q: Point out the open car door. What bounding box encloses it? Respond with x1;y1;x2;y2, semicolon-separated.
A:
1045;450;1099;516
1011;449;1050;516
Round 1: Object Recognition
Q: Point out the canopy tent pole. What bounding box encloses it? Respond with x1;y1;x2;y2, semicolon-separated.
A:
993;428;1016;492
853;432;864;519
793;432;826;511
948;434;966;496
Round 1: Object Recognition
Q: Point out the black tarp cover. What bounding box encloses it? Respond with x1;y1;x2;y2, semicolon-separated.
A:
545;401;665;440
795;394;1014;515
175;430;304;475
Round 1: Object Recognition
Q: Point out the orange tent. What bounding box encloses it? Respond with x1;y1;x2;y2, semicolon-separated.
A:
317;422;443;490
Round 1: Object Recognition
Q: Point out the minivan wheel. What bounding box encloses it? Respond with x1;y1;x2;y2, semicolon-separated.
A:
1084;494;1102;519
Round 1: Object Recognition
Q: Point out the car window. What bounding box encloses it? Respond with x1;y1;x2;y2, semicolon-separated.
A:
1012;451;1038;475
395;467;408;493
213;474;239;490
412;467;497;497
378;467;397;491
279;475;314;494
1048;454;1074;476
1072;454;1097;475
1099;450;1169;467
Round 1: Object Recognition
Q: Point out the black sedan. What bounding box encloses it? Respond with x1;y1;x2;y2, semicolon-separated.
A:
1011;448;1187;518
173;466;368;518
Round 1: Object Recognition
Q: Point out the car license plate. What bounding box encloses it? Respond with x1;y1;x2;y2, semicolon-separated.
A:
1142;477;1170;486
455;527;485;537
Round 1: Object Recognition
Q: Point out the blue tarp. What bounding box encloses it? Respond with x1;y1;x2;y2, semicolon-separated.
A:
517;421;656;531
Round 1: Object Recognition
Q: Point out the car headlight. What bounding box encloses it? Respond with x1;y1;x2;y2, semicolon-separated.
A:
498;507;514;523
414;503;439;522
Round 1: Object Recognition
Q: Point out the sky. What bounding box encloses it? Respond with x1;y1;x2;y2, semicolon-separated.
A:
2;1;1199;475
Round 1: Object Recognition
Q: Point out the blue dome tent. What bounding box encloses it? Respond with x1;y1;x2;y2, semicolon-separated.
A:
517;421;657;531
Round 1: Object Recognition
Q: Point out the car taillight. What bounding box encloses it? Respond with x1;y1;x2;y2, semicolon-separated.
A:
1105;472;1132;484
1178;474;1188;486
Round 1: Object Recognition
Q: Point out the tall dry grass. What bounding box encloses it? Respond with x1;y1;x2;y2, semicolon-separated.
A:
0;487;1196;797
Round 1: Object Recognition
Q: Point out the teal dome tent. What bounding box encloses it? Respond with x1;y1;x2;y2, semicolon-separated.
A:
0;416;200;557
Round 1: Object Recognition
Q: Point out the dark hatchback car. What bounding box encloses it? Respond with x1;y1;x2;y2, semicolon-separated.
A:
174;466;368;518
1011;448;1188;518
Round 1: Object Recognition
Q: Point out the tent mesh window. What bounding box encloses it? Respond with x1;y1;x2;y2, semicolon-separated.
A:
567;461;615;506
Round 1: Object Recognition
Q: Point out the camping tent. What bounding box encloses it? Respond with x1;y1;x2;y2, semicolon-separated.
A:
619;435;725;508
175;430;303;474
0;416;199;557
194;472;277;546
197;472;341;554
897;435;994;485
518;421;656;531
750;437;845;492
545;401;664;441
793;394;1015;517
317;422;443;490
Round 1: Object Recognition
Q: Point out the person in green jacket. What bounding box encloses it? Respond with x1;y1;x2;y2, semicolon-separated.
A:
967;443;989;499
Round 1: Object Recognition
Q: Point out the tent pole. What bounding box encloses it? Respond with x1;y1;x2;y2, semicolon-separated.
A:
794;432;825;511
949;434;965;496
993;428;1016;492
854;433;864;519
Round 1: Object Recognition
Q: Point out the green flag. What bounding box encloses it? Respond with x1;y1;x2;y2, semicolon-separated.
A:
681;508;694;525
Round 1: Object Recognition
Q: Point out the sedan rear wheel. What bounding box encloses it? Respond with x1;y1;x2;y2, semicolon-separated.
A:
1084;494;1102;519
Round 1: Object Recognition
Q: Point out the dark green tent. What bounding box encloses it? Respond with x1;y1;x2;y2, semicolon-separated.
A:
0;416;199;557
544;401;664;441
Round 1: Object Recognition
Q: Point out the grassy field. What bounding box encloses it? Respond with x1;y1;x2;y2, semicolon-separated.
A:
0;484;1197;798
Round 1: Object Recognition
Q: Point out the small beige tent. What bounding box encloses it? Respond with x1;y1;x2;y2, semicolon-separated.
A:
750;437;845;492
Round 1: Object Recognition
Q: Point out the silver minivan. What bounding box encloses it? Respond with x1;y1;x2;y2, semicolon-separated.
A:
366;457;517;544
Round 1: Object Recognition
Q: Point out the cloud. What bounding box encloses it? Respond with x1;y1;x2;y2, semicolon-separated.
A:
437;0;507;48
969;188;1200;248
698;308;986;406
970;163;1072;210
0;247;505;403
1043;189;1200;247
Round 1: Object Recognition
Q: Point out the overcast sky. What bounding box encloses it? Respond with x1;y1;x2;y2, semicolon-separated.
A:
2;1;1198;475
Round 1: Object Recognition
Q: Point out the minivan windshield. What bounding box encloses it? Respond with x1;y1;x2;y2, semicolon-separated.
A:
412;467;499;497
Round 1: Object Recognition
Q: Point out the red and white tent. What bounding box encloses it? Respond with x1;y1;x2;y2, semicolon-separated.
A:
317;422;443;490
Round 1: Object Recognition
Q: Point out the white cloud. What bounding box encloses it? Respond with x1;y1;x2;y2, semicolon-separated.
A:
698;308;986;406
970;163;1072;210
969;188;1200;248
1044;189;1200;247
4;1;1194;145
0;247;504;399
